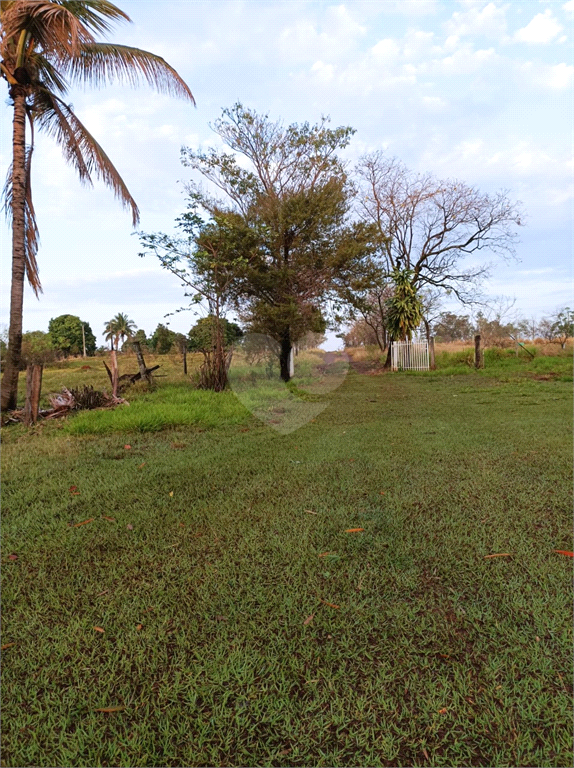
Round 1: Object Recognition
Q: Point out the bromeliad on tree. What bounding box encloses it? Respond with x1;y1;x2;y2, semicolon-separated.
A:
0;0;195;410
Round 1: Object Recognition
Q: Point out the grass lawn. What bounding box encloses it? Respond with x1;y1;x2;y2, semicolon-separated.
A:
2;354;573;767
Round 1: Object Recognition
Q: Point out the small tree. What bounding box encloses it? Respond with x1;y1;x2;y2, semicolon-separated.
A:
20;330;55;367
49;315;96;357
149;324;176;354
384;266;423;367
551;308;574;349
432;312;475;343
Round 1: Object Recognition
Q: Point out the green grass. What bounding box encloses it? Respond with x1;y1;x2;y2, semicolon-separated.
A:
2;362;573;767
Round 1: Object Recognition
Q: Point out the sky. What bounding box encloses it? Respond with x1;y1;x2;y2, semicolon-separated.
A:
1;0;572;349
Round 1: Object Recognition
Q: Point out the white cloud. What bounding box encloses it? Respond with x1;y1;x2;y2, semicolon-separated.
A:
514;9;563;43
520;61;574;90
277;4;365;62
562;1;574;13
445;2;508;39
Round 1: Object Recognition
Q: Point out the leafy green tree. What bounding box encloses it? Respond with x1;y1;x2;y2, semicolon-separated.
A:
149;324;176;354
551;307;574;349
179;103;376;381
432;312;474;343
384;266;423;368
20;330;55;366
48;314;96;356
123;328;148;352
1;0;194;410
188;316;243;351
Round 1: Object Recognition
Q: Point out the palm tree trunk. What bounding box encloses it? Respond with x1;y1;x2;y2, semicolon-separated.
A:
1;91;27;411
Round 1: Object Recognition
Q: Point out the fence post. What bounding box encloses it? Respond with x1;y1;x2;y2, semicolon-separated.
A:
132;341;152;384
110;350;119;398
474;334;482;369
24;364;43;425
429;336;436;370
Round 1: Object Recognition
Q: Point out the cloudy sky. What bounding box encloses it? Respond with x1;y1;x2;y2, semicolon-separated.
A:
1;0;572;347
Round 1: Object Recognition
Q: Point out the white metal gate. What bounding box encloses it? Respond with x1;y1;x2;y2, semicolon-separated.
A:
391;340;429;371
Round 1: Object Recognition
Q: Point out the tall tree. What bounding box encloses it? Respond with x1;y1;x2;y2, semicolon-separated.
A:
180;103;375;381
49;313;95;356
355;152;523;304
108;311;136;349
0;0;194;410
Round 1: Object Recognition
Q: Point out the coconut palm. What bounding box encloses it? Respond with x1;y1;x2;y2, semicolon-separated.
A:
103;318;117;351
111;312;136;350
0;0;195;409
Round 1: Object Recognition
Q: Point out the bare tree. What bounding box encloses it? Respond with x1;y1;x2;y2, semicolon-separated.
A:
355;152;524;304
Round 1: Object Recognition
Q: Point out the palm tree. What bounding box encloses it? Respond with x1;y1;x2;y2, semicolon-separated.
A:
103;318;117;351
0;1;195;410
111;312;136;350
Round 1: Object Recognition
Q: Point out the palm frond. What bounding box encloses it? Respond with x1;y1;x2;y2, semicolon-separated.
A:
27;50;68;94
32;86;139;224
2;1;96;60
63;43;195;103
2;147;42;296
57;1;131;36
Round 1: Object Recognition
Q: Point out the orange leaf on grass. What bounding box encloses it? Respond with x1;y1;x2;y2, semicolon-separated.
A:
93;626;105;633
319;599;340;609
438;708;448;715
94;706;125;713
136;624;143;631
484;553;512;559
8;554;18;561
318;552;332;558
345;528;364;533
554;550;574;557
73;518;94;528
124;445;131;450
101;516;115;522
138;462;146;469
303;614;315;626
1;643;16;650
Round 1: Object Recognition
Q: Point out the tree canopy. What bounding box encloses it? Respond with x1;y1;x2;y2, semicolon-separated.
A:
48;314;96;356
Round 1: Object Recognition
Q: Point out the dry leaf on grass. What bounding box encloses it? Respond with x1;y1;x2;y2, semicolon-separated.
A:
93;626;105;633
169;491;174;497
319;599;340;609
303;614;315;626
94;706;125;713
138;462;146;469
554;550;574;557
438;708;448;715
484;553;512;559
73;518;94;528
305;510;317;515
1;643;16;650
318;552;332;558
345;528;364;533
7;554;18;561
126;524;133;530
101;515;115;522
422;748;429;760
136;624;143;631
124;445;131;450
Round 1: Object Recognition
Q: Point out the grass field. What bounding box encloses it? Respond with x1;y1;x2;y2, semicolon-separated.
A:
2;348;573;767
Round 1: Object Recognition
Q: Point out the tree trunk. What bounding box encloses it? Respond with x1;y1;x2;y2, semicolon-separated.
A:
279;331;292;382
110;350;119;398
474;334;482;369
1;91;27;411
24;364;43;426
183;349;187;375
383;339;393;370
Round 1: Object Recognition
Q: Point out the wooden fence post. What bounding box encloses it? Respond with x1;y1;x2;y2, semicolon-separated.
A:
24;364;43;425
474;334;483;369
132;341;152;384
110;350;119;398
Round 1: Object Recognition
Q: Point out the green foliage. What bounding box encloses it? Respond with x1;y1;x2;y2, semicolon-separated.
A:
103;313;137;351
20;331;56;367
149;324;177;354
188;316;243;351
48;315;96;356
385;267;423;341
123;328;148;352
433;312;474;343
551;307;574;348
